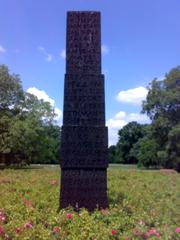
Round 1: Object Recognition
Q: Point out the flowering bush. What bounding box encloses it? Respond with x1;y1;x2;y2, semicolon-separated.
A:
0;166;179;239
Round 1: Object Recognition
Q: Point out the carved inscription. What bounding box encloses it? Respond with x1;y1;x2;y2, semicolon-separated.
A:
66;12;101;74
63;74;105;126
61;126;108;168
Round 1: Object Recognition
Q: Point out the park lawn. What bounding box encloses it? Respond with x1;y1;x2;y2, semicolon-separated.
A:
0;165;180;239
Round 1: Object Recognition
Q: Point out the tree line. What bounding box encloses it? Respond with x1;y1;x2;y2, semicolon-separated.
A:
0;65;60;166
0;64;180;171
109;66;180;172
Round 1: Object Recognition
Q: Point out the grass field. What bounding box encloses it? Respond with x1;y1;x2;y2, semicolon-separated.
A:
0;165;180;239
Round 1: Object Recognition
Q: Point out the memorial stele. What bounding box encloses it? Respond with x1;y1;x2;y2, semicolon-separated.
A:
60;11;108;211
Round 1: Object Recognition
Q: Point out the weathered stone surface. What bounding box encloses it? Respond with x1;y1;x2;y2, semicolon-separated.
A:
60;11;108;210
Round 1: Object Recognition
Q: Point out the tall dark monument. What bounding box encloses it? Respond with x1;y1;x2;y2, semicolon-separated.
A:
60;11;108;211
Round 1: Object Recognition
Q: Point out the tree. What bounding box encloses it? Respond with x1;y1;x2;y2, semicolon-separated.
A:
0;65;24;114
142;66;180;171
0;64;60;166
116;122;146;164
135;137;159;168
0;65;24;165
108;145;117;163
32;124;61;164
21;92;56;123
166;124;180;170
129;124;160;168
0;115;13;165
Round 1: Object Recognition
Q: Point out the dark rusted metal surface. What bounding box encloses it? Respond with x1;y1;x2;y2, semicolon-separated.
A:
60;11;108;211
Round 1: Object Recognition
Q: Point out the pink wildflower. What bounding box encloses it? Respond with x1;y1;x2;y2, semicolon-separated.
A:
111;229;117;235
66;213;73;219
0;225;5;236
101;209;109;215
53;226;60;234
133;228;142;236
25;200;31;206
142;232;150;238
49;179;58;185
0;209;6;223
147;228;160;238
156;232;161;237
21;196;34;210
16;227;23;235
24;200;34;210
176;227;180;233
0;216;6;223
148;228;157;234
24;222;33;228
4;234;10;240
138;220;145;226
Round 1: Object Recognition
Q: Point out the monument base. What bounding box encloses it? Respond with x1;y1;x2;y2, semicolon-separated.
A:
60;169;108;211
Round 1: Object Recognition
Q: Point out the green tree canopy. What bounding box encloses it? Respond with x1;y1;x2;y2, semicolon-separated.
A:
0;64;60;166
116;121;147;164
0;65;24;113
108;145;117;163
142;66;180;171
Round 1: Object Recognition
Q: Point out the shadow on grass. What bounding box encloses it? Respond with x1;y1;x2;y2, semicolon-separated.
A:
0;166;42;170
0;164;60;170
138;166;161;171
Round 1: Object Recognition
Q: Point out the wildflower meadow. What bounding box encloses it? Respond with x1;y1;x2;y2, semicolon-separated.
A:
0;166;180;239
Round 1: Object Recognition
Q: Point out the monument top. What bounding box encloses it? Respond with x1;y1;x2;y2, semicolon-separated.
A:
67;11;100;14
66;11;101;74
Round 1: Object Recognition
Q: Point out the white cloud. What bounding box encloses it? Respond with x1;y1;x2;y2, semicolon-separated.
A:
126;113;149;122
27;87;55;105
27;87;62;122
101;44;109;55
107;118;127;130
106;111;150;146
116;86;148;105
114;111;126;119
38;46;53;62
0;45;6;53
60;49;66;59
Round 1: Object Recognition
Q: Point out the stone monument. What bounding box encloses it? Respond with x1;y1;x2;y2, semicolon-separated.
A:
60;11;108;211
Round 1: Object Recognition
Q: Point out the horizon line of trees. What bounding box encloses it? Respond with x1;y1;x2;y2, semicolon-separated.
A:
0;64;180;172
109;66;180;172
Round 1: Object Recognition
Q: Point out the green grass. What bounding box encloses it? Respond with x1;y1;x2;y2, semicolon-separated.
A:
0;165;180;239
109;164;137;169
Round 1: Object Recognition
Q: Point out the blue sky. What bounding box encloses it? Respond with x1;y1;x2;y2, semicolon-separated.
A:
0;0;180;145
